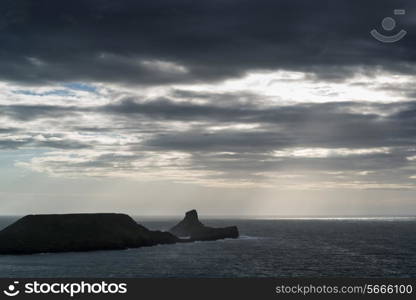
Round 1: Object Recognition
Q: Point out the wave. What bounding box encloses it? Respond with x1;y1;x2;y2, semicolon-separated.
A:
238;235;266;240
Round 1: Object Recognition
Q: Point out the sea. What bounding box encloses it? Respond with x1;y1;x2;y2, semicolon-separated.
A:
0;216;415;278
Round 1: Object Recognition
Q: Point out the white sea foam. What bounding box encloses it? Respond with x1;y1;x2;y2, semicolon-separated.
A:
238;235;265;240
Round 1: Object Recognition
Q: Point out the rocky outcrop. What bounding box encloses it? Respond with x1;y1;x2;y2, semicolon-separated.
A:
170;210;239;241
0;213;179;255
0;211;239;255
169;210;203;237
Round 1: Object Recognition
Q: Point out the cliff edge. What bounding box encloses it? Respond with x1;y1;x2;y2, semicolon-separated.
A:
0;213;178;254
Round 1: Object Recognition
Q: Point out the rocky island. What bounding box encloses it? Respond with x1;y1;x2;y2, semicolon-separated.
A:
0;210;239;254
170;210;239;241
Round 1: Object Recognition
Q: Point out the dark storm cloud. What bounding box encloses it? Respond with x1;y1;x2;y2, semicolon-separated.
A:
0;127;19;133
0;104;79;121
0;139;28;149
100;98;416;150
3;98;416;151
0;0;415;85
188;151;410;173
0;137;89;150
36;139;90;150
101;97;373;123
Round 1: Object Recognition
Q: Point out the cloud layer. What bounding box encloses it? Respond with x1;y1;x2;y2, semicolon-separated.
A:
1;0;416;85
1;0;416;193
1;85;415;189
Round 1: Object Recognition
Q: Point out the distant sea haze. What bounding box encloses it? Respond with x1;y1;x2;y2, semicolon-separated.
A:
0;216;415;277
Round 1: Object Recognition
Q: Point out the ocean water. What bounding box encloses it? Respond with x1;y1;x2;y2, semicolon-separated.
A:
0;216;415;278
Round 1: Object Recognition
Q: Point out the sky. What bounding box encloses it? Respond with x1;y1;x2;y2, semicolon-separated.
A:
1;0;416;216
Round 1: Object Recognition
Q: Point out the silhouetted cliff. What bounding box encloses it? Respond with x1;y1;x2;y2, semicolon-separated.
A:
0;213;178;254
170;210;239;241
